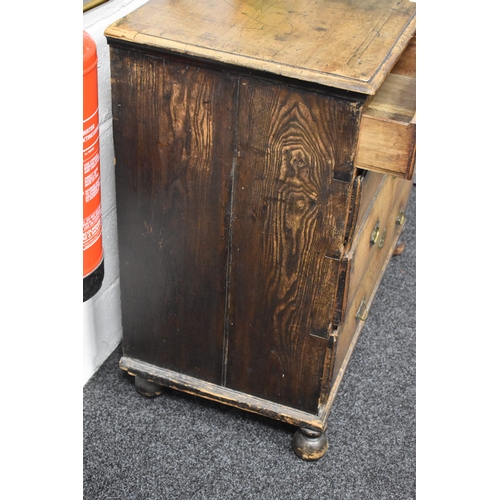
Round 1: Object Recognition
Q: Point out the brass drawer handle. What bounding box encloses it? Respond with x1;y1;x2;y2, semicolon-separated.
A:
396;210;406;226
378;227;387;249
356;298;368;321
370;221;380;246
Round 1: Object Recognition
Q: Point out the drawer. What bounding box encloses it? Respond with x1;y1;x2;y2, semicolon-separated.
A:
332;175;412;380
355;36;416;180
346;175;411;314
332;173;412;325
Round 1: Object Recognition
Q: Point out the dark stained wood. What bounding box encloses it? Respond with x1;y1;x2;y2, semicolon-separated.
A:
106;0;416;459
120;356;325;431
110;47;237;384
292;428;329;461
134;374;165;398
224;78;362;413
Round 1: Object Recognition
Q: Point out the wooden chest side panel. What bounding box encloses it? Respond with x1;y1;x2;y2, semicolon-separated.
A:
110;48;237;383
225;78;362;413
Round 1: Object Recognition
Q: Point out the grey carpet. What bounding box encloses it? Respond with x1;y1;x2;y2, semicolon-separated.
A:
84;186;416;500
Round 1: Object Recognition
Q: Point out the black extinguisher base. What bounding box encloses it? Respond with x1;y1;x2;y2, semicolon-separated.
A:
83;259;105;302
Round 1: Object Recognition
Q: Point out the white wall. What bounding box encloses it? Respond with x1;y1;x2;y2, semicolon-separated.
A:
83;0;148;385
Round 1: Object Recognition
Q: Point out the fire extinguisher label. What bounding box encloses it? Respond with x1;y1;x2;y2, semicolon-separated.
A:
85;172;100;202
83;120;99;145
84;161;100;188
83;118;101;201
84;149;99;175
83;205;102;251
83;106;102;272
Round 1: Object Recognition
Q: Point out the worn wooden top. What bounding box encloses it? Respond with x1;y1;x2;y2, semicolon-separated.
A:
105;0;416;94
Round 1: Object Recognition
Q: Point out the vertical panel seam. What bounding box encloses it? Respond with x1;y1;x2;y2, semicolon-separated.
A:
221;75;241;386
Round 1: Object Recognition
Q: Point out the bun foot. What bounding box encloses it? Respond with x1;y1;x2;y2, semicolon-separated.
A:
292;428;328;461
392;241;405;256
134;374;165;398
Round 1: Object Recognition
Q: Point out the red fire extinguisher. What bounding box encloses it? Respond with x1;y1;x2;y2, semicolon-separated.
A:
83;31;104;301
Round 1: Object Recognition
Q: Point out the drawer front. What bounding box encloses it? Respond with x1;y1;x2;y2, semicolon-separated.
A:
355;74;416;179
333;176;412;379
346;175;411;315
355;37;416;179
356;114;415;179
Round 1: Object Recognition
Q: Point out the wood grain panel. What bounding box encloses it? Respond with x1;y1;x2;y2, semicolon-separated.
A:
110;47;237;383
105;0;416;94
225;78;362;413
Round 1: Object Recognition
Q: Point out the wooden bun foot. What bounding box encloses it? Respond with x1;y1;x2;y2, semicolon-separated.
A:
292;428;328;461
134;374;165;398
392;241;405;256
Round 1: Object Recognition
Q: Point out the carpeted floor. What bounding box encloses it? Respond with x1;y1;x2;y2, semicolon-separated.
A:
84;186;416;500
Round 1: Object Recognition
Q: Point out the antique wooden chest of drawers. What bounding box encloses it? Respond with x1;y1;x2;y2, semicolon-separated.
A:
105;0;416;460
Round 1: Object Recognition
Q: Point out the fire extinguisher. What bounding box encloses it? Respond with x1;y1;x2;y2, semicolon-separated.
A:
83;31;104;301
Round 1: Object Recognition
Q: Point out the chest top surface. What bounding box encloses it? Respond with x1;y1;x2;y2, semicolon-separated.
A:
105;0;415;95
